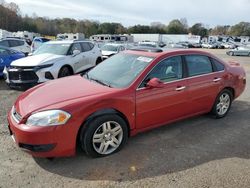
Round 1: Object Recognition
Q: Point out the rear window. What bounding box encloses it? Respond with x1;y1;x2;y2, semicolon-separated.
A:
81;42;92;52
0;40;10;47
41;38;50;42
9;40;24;47
0;48;9;55
211;58;225;71
185;55;213;77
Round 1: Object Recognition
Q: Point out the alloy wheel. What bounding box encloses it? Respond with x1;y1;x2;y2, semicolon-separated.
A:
92;121;123;155
216;93;231;116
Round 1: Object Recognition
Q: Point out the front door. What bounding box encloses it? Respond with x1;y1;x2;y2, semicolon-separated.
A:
136;56;189;130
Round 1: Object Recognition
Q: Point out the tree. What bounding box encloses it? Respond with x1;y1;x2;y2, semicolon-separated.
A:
189;23;208;37
166;19;188;34
229;22;250;36
210;25;230;35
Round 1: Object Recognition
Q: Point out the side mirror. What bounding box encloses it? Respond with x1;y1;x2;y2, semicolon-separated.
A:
72;49;81;56
146;78;164;88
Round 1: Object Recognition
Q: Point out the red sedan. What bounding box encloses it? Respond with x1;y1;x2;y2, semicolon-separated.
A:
8;49;246;158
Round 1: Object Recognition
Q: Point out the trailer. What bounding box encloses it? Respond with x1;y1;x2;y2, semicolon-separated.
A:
57;33;85;40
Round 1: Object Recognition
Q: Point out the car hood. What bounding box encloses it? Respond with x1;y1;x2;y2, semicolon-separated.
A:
11;53;65;67
102;50;117;56
15;75;115;117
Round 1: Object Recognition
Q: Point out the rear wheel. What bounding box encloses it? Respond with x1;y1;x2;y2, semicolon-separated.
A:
211;89;232;118
58;66;72;78
80;114;128;158
229;51;234;56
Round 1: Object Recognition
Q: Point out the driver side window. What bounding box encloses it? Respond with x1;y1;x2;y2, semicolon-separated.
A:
140;56;183;88
69;43;82;55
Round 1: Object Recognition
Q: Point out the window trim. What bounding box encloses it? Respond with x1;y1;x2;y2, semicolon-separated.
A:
136;54;225;91
184;54;214;78
137;55;185;89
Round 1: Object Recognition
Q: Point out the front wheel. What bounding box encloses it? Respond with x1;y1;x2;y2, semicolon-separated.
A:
58;66;72;78
80;114;128;158
211;89;232;118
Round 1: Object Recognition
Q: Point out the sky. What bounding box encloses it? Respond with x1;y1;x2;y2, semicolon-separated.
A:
4;0;250;27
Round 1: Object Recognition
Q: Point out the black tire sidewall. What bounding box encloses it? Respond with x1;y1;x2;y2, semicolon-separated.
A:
212;89;233;118
58;67;71;78
80;114;128;158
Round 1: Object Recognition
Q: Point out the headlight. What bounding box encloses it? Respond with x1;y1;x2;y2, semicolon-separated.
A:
26;110;71;126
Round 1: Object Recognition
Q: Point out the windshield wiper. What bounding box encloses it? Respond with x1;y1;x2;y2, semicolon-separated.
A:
89;77;112;88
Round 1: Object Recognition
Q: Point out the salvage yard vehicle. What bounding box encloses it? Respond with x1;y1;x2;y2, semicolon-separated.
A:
4;40;102;89
31;37;50;52
0;46;25;77
226;47;250;56
101;43;126;60
0;38;31;55
8;49;246;158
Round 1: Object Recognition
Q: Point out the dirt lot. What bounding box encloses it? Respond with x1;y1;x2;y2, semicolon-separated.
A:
0;49;250;188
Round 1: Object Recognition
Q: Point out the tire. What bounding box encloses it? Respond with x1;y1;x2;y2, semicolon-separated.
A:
96;57;102;65
211;89;233;118
80;114;128;158
229;51;234;56
58;66;72;78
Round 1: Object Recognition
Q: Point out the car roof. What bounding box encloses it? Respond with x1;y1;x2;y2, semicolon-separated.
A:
104;43;124;46
47;40;92;44
125;49;215;58
0;38;25;41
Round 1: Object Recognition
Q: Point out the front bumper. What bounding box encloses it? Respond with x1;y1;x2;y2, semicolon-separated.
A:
4;66;55;89
7;110;77;158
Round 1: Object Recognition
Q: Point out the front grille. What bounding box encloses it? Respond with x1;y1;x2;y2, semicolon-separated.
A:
12;107;22;123
9;71;38;81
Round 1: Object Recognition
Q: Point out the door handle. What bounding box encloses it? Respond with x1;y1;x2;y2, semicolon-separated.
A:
176;86;186;91
213;78;221;82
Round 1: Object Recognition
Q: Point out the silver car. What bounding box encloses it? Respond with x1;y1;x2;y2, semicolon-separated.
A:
227;47;250;56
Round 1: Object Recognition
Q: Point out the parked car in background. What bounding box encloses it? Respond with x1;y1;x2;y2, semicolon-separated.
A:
0;46;25;77
138;41;158;48
101;43;126;60
221;42;236;49
201;42;217;49
4;40;102;89
7;49;246;158
0;38;31;55
31;37;50;52
226;47;250;56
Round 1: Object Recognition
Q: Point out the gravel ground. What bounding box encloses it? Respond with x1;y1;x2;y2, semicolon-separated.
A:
0;49;250;188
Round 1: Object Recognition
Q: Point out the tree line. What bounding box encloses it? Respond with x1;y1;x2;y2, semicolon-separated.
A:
1;1;250;38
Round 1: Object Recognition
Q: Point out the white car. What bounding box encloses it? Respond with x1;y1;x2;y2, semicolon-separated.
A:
101;43;126;60
0;38;31;55
4;40;102;89
31;37;50;52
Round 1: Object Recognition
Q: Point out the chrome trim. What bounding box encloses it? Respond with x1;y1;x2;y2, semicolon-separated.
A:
176;86;186;91
11;107;22;123
136;53;225;91
213;78;222;82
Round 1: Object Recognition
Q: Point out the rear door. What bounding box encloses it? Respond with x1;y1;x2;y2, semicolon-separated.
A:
184;55;224;114
136;56;190;130
82;42;97;67
69;42;85;73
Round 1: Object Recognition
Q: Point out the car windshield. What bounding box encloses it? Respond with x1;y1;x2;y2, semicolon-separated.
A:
101;45;119;52
85;53;153;88
33;43;70;55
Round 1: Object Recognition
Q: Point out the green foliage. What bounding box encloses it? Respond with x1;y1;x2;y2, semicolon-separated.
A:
189;23;208;38
229;22;250;36
166;19;188;34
